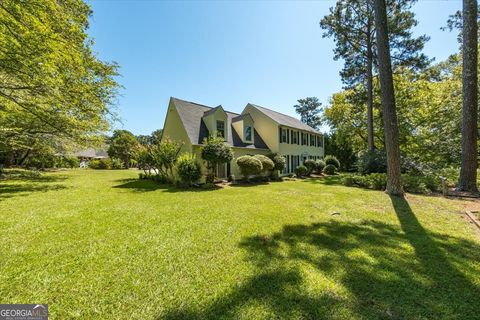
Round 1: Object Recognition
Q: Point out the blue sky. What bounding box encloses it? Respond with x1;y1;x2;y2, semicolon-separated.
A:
87;0;462;135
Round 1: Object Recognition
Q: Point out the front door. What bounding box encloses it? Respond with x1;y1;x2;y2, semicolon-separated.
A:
216;163;227;179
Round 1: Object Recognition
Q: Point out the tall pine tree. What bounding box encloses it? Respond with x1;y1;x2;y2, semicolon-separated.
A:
320;0;429;151
458;0;478;192
374;0;404;196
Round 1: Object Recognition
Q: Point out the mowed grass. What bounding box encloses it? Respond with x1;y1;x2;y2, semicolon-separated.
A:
1;170;480;320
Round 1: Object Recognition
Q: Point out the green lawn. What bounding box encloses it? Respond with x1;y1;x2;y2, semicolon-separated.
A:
1;170;479;319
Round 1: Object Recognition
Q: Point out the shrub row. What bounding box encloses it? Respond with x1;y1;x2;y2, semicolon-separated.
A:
89;158;123;170
341;172;442;194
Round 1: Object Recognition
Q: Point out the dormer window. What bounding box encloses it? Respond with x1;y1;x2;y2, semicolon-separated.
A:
244;126;252;141
216;120;225;138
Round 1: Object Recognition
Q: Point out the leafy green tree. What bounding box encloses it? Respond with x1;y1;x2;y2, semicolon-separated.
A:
201;136;234;182
108;130;139;168
137;129;163;146
293;97;323;130
150;138;183;181
320;0;429;151
0;0;120;168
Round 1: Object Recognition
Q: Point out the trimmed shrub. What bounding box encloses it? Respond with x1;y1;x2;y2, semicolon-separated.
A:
254;154;274;174
201;136;234;181
267;153;286;172
294;165;308;177
88;159;100;169
315;160;326;174
324;155;340;169
323;164;336;175
341;172;441;194
303;159;316;175
89;158;111;169
236;155;262;179
176;153;201;186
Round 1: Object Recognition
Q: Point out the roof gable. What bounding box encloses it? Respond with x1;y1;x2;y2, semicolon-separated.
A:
170;97;268;149
247;103;320;133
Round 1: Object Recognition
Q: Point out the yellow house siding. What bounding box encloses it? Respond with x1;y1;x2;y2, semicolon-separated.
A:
278;126;324;174
244;104;279;152
161;101;193;153
202;107;228;140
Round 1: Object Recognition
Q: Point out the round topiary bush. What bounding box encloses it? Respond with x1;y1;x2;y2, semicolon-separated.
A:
315;160;326;173
323;164;336;175
303;159;316;175
294;165;308;177
176;153;202;186
236;155;262;180
324;155;340;170
267;153;286;176
254;154;274;173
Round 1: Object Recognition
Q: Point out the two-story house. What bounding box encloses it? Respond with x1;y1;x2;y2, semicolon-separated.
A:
161;97;324;178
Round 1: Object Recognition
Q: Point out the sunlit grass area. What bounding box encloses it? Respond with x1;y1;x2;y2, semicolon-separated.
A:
1;170;479;319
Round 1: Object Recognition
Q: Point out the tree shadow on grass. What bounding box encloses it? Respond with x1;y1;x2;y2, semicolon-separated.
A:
0;182;68;200
160;199;480;319
113;179;221;193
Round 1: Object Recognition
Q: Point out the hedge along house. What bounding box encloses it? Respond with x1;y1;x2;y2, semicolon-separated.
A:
161;97;324;178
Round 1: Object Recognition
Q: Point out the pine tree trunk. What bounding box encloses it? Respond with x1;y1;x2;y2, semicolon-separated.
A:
367;31;375;151
374;0;403;196
458;0;478;192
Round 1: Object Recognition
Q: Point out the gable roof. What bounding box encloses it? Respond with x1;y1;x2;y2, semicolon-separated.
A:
75;148;108;159
171;97;269;149
248;103;320;133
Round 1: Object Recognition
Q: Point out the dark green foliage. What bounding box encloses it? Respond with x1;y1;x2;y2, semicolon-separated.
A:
267;153;286;172
236;156;262;179
356;149;388;174
324;155;341;169
323;164;337;175
137;129;163;146
26;153;56;170
315;160;326;173
293;97;323;130
89;159;112;169
303;159;316;175
201;136;234;180
61;156;80;169
341;172;441;194
294;165;308;177
108;130;140;168
324;132;357;172
176;153;201;186
254;155;274;173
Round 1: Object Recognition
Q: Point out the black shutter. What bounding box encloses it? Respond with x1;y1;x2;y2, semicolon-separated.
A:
279;127;282;143
297;132;300;144
287;129;290;144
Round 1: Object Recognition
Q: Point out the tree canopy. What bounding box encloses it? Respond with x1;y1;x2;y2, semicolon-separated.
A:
0;0;120;166
293;97;323;130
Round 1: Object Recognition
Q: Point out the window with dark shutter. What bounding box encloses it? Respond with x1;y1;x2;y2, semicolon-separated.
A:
279;127;282;143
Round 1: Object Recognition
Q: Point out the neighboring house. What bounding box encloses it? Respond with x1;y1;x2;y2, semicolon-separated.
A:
75;149;109;160
75;149;109;168
161;97;324;178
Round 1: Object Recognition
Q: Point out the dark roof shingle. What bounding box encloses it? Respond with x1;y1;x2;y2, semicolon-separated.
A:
248;103;320;133
171;97;269;150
